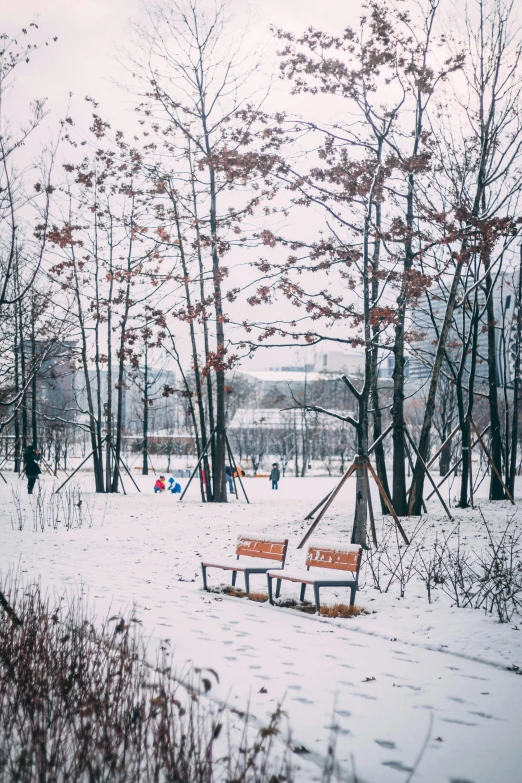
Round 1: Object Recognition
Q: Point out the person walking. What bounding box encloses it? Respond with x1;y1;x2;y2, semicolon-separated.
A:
23;446;41;495
270;462;280;490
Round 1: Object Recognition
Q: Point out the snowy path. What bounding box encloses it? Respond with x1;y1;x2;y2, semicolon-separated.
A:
137;582;522;783
1;473;522;782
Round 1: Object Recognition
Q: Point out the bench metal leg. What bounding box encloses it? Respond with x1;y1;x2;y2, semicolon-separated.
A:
231;570;237;587
350;585;357;607
313;584;321;613
244;571;251;597
275;578;282;599
201;564;208;591
267;575;274;605
299;583;306;602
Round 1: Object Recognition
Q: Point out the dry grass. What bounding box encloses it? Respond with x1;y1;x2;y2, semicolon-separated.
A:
220;587;268;603
248;592;269;603
222;585;246;598
0;578;295;782
276;598;316;614
319;603;367;618
217;588;366;617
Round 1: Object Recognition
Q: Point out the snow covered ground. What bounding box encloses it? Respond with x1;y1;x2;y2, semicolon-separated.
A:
1;469;521;783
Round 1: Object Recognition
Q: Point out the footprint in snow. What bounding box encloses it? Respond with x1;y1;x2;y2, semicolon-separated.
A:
374;739;396;749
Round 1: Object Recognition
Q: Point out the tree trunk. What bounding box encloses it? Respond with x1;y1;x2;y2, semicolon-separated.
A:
370;201;391;512
190;149;215;498
391;162;418;516
13;304;21;473
142;342;149;476
408;259;465;514
111;325;128;493
484;261;505;500
459;290;479;507
171;192;212;500
77;300;104;492
30;300;38;449
93;207;105;491
456;379;468;508
111;266;132;493
352;194;375;546
509;252;522;495
207;159;227;503
105;280;113;493
18;299;28;451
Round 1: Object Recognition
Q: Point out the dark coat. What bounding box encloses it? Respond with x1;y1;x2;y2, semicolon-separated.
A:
270;466;280;482
24;449;41;477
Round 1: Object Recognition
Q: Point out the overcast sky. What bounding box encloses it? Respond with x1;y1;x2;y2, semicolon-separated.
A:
5;1;371;370
13;1;471;372
9;0;362;127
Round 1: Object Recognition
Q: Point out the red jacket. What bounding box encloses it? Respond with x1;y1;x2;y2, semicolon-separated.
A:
154;478;166;491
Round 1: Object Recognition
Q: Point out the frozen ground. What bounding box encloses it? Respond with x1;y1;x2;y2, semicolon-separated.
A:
1;468;521;783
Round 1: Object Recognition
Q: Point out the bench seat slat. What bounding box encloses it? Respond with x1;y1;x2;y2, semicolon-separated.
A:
202;557;284;572
266;567;357;584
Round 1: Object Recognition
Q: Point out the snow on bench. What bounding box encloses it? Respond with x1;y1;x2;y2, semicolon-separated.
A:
267;542;363;610
201;534;288;597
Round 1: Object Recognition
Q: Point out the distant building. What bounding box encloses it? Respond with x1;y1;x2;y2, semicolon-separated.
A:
72;364;177;431
404;268;520;392
236;349;370;401
28;340;78;423
228;407;355;432
236;369;339;397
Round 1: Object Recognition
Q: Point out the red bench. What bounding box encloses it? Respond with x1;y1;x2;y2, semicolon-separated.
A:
201;534;288;597
266;542;363;611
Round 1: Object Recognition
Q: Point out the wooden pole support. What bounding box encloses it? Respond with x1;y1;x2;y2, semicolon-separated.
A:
366;461;410;545
425;425;490;501
468;418;474;509
298;460;358;549
54;438;106;494
364;462;378;547
404;426;453;521
470;418;515;505
225;432;250;504
179;429;215;502
426;425;460;471
304;490;333;521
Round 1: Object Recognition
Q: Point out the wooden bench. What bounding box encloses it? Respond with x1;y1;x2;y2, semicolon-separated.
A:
201;534;288;597
266;542;363;611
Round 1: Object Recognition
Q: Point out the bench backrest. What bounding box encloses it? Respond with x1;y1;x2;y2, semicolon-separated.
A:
306;544;362;573
236;535;288;563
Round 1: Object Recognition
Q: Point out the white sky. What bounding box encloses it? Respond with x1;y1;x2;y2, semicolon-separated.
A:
9;0;362;126
10;1;478;373
6;1;368;370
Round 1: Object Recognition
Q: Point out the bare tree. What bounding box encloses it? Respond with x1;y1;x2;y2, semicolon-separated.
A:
409;0;522;512
127;0;273;502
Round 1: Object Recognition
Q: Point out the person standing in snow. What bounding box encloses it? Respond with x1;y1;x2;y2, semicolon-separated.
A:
270;463;280;490
23;446;41;495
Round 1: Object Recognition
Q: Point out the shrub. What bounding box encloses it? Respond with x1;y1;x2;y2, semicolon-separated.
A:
0;579;295;782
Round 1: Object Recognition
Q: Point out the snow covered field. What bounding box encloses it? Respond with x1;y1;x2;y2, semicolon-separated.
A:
1;470;521;783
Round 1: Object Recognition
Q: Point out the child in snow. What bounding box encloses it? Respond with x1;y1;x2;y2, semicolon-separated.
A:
270;463;280;490
168;477;182;494
225;465;234;493
154;476;166;493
